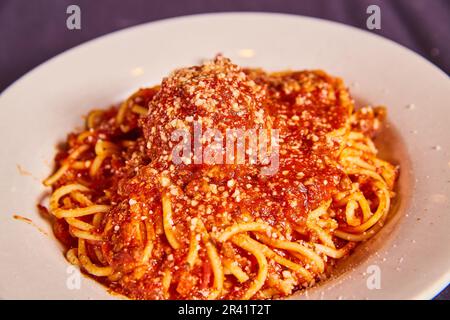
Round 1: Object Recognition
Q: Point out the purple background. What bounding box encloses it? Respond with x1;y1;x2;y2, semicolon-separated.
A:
1;0;448;299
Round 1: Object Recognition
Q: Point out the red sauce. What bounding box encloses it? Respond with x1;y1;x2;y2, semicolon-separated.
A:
49;56;357;299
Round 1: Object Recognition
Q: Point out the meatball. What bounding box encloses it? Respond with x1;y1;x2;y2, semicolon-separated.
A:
142;55;271;169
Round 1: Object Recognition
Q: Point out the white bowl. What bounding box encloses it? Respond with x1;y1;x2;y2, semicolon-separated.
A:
0;13;449;300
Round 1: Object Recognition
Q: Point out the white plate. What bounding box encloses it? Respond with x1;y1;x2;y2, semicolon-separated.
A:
0;13;449;300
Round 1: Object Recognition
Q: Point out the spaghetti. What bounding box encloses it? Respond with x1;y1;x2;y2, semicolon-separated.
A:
43;56;398;299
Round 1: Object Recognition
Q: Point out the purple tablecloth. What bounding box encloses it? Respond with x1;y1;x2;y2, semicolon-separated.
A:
0;0;448;300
